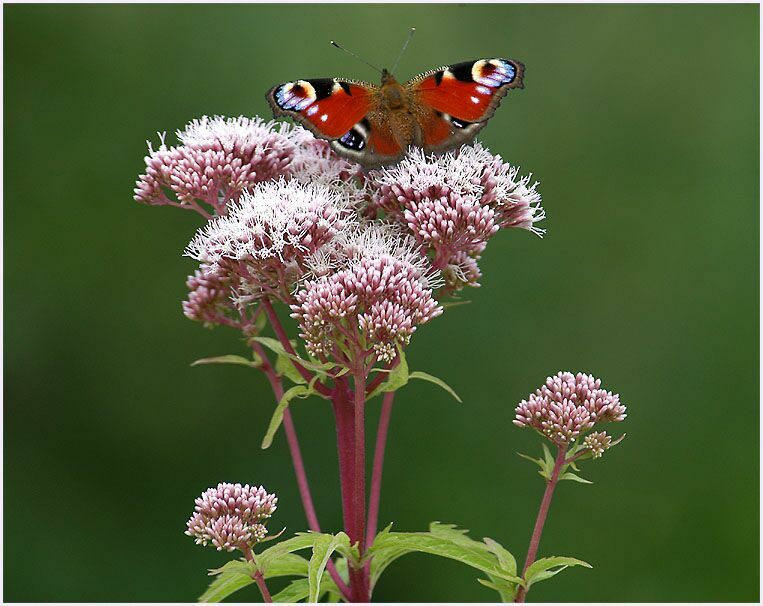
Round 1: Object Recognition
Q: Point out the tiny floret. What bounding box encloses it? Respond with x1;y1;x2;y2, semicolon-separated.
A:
185;483;277;552
514;372;626;444
583;431;613;458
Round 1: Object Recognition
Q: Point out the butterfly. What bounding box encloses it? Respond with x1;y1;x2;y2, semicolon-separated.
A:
266;57;525;168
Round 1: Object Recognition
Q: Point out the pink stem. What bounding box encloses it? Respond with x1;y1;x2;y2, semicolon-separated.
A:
242;544;272;603
515;443;568;603
251;342;351;601
352;371;367;553
365;391;395;550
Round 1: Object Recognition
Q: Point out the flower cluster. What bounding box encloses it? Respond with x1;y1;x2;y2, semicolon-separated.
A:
136;113;545;364
291;225;442;363
185;483;277;552
185;179;356;300
583;431;613;458
182;266;236;326
368;145;544;289
134;116;299;216
514;372;626;444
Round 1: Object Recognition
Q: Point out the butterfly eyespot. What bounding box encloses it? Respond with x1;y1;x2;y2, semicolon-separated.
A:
471;59;515;88
275;80;317;111
338;128;366;151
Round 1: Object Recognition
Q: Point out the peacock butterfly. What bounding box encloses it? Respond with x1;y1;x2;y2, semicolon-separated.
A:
266;57;525;168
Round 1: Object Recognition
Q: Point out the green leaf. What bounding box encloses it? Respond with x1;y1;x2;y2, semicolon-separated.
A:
408;371;462;402
271;575;339;603
483;537;517;576
478;576;517;602
559;471;593;484
200;560;256;603
524;556;592;588
276;353;307;385
261;385;314;449
191;354;260;368
256;533;323;573
199;549;314;602
252;337;333;373
368;349;409;399
307;533;350;602
366;523;522;590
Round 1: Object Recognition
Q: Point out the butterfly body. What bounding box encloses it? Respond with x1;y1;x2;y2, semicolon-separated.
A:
267;58;524;167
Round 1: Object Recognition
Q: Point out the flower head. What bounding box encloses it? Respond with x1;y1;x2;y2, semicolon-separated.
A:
514;372;626;444
185;482;277;552
185;178;356;299
369;145;545;263
291;224;442;363
583;431;613;458
182;265;235;326
134;116;297;216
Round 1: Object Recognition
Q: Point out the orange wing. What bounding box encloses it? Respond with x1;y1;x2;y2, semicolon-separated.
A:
410;58;524;123
267;78;372;139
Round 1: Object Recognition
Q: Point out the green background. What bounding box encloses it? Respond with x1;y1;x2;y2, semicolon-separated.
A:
5;3;759;602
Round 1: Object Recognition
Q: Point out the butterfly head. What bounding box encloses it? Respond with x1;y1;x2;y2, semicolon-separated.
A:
380;69;397;85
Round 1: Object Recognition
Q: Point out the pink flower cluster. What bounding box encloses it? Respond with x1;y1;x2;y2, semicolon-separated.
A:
182;266;235;326
368;145;544;289
514;372;626;444
291;226;442;364
134;116;298;216
185;482;277;552
185;179;356;301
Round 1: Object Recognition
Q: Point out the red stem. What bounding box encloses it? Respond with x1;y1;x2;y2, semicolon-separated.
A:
251;341;351;601
242;544;272;603
365;391;395;550
515;443;568;603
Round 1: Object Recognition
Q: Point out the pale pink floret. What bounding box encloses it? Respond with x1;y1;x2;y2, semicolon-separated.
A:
134;116;297;216
182;265;235;326
291;225;442;363
583;431;613;458
185;482;277;552
370;145;544;259
185;179;355;300
514;372;626;444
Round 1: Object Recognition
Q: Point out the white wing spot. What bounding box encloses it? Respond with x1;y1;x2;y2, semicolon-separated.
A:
471;96;480;104
320;114;328;122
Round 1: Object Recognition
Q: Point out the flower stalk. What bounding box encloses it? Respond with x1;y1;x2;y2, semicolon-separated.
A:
515;444;568;603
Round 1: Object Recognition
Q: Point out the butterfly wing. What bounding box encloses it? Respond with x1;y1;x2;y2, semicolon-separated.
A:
267;77;403;167
407;58;524;152
267;78;374;139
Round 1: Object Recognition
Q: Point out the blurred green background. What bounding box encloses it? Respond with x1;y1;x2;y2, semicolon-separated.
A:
5;3;759;602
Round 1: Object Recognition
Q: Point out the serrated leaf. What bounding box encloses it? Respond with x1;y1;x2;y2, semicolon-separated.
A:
261;385;314;449
276;353;307;385
368;349;409;399
483;537;517;576
366;524;522;590
524;556;592;588
478;576;517;602
559;471;593;484
199;569;254;603
271;575;339;603
408;371;462;403
191;354;260;368
256;533;323;573
307;534;348;602
252;337;333;373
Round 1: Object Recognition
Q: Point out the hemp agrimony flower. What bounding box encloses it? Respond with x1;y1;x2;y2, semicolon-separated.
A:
185;483;277;552
513;371;626;444
135;116;298;216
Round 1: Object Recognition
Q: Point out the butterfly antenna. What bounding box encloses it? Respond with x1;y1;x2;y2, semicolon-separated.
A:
391;28;416;74
330;40;383;74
